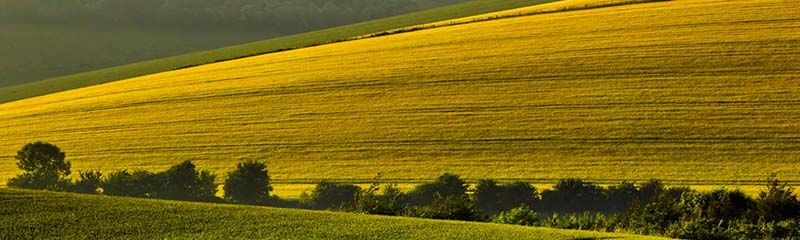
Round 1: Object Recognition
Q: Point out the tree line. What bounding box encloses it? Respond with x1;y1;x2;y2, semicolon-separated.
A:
0;0;464;32
6;142;800;239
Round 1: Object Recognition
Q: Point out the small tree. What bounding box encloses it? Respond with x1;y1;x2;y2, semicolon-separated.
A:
7;142;71;190
71;171;102;194
223;161;272;204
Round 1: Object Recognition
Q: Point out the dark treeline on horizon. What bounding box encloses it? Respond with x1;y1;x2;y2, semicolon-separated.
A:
0;0;465;31
6;141;800;239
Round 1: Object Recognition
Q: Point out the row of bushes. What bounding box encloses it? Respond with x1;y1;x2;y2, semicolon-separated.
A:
7;142;800;239
299;174;800;239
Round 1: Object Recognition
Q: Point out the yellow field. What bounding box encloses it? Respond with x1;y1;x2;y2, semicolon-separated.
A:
1;0;799;190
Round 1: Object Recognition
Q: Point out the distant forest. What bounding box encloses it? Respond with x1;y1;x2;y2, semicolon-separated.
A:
0;0;464;31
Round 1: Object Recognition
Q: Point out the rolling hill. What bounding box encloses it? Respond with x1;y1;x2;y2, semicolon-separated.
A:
0;0;798;191
0;0;558;104
0;189;665;240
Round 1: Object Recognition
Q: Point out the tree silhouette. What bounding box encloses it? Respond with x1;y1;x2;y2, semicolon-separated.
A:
7;141;71;190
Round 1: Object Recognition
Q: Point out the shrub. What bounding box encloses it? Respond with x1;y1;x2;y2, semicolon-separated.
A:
545;212;621;232
405;195;481;221
308;181;361;210
158;160;218;201
224;161;272;204
70;171;102;194
756;176;800;222
7;142;71;191
491;205;540;226
473;179;538;216
406;173;468;206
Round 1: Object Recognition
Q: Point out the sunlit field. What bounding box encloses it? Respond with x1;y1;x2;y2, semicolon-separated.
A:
1;0;798;191
0;189;665;240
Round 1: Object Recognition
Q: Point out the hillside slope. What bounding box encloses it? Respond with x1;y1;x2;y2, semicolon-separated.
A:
0;0;799;186
0;189;665;240
0;0;468;88
0;0;557;104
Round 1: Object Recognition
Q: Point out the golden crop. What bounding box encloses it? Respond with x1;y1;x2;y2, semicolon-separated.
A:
1;0;798;191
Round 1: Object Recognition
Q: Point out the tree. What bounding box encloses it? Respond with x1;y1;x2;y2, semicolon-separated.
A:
540;178;606;214
223;160;272;204
101;170;161;197
159;160;218;201
307;181;361;210
473;179;538;216
406;173;468;206
7;142;71;190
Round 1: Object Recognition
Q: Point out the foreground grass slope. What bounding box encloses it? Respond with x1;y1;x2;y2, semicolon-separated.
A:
0;189;663;240
1;0;799;186
0;0;557;104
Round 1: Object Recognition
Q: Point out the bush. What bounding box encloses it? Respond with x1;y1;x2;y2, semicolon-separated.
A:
7;142;71;191
756;176;800;222
70;171;102;194
545;212;621;232
491;205;540;226
101;170;161;197
406;173;468;206
307;181;361;210
158;161;218;201
473;179;538;216
224;161;272;204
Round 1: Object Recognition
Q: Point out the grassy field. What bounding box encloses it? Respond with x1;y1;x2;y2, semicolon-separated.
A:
0;0;558;104
1;0;799;190
0;189;665;240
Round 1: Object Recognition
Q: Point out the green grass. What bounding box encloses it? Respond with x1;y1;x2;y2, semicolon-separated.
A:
0;0;558;104
0;189;665;240
0;0;798;189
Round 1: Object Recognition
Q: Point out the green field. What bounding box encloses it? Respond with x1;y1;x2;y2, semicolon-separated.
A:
0;0;558;104
0;189;665;240
0;23;269;87
1;0;798;191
